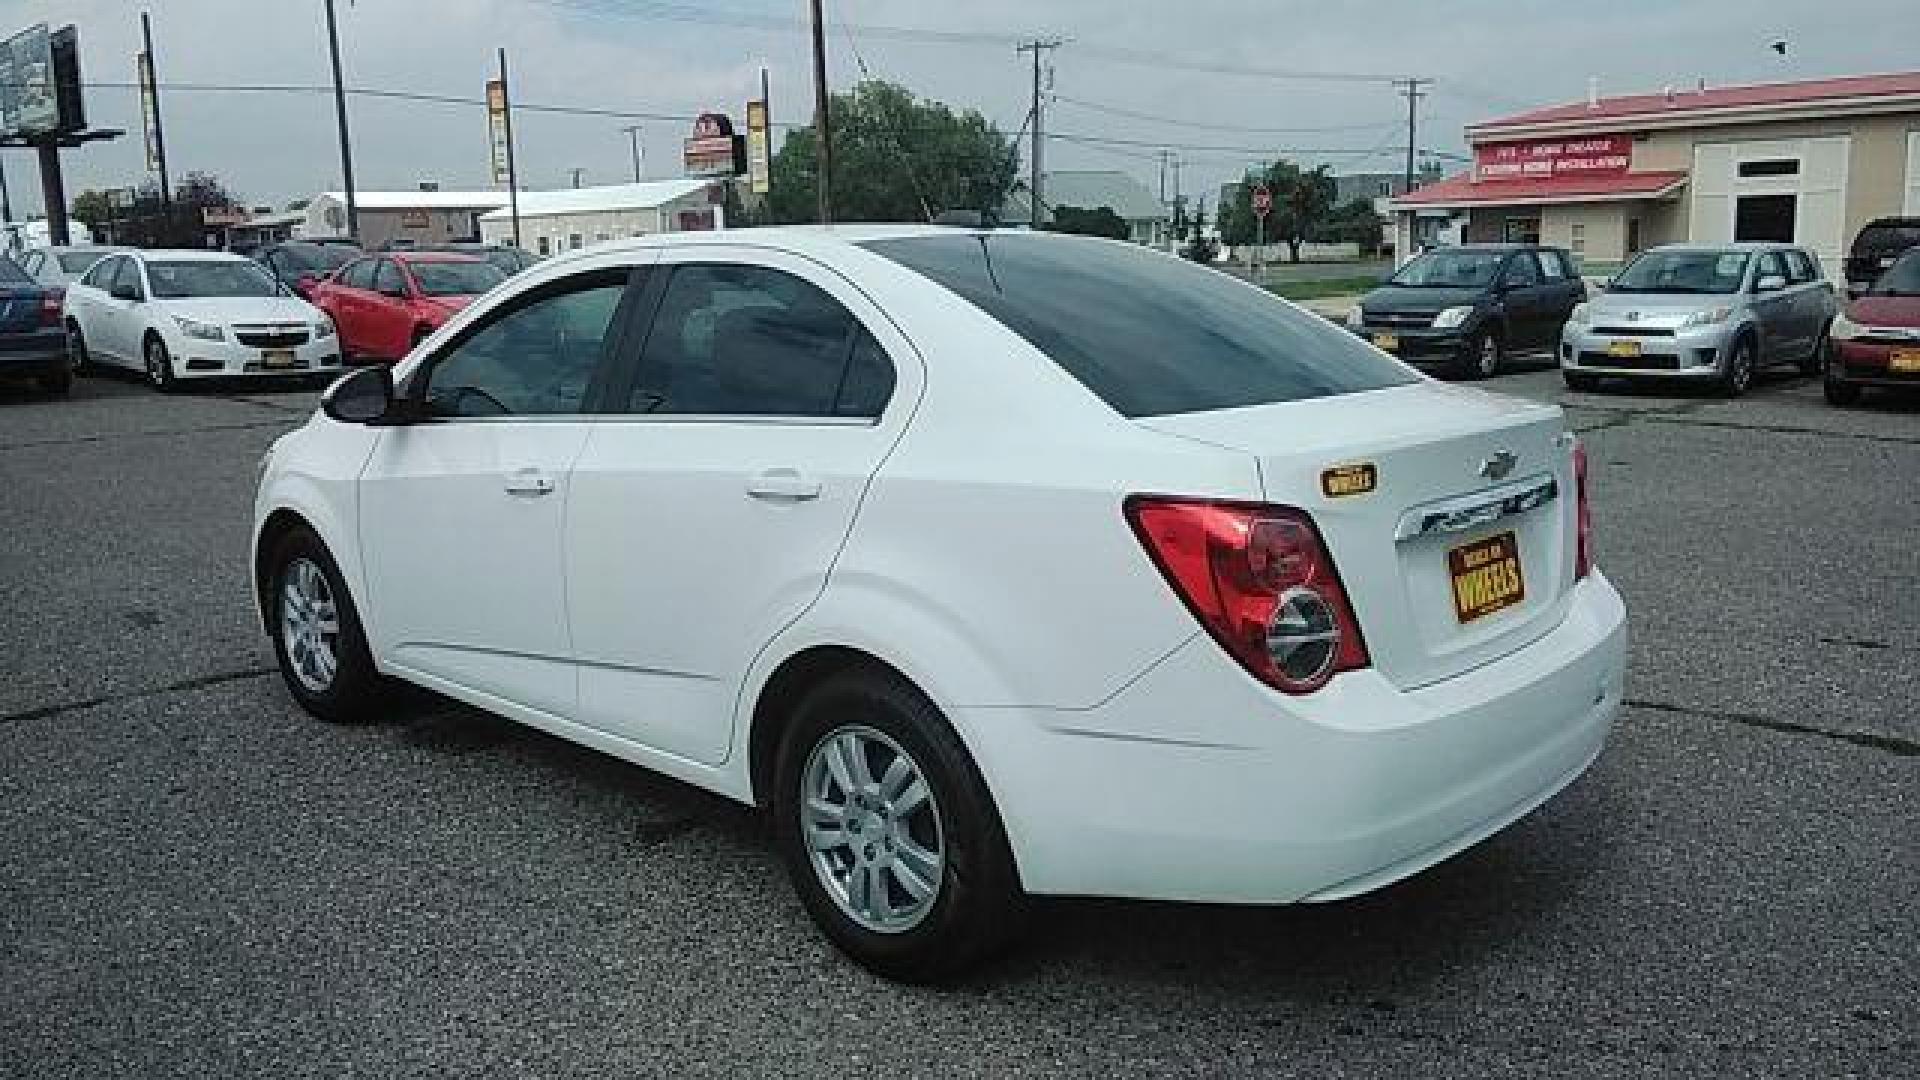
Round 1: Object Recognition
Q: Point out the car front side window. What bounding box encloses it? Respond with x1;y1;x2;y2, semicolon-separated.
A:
624;262;892;419
420;270;633;418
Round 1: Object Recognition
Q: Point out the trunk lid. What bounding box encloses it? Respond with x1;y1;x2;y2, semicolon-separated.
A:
0;285;47;334
1139;381;1577;689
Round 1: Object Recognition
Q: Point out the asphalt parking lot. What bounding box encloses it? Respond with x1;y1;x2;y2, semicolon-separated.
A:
2;361;1915;1078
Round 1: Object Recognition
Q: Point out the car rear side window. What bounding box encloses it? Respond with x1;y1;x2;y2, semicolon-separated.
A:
340;259;375;290
1784;250;1818;284
862;234;1412;418
624;263;893;419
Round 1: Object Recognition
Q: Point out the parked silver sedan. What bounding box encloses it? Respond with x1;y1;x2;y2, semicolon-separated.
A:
1559;243;1837;396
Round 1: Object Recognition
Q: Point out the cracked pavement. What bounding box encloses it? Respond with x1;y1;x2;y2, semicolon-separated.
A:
2;365;1915;1078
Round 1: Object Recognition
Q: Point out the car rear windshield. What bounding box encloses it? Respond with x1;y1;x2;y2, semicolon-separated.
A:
1869;251;1920;296
57;251;112;273
1387;248;1504;288
861;234;1414;418
409;260;506;296
147;260;279;299
285;245;358;274
1609;250;1749;294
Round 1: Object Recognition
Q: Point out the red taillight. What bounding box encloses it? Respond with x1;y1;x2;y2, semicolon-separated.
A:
41;289;63;326
1125;496;1369;695
1573;440;1592;580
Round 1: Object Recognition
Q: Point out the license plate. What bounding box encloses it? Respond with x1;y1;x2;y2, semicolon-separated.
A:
1448;531;1526;624
1373;333;1399;351
1606;340;1643;359
1890;348;1920;373
262;349;296;369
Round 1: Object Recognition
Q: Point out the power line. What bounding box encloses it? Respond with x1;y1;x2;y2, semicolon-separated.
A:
1049;94;1394;135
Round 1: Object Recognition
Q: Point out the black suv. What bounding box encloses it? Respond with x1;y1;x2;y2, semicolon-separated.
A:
1843;217;1920;298
1347;244;1587;378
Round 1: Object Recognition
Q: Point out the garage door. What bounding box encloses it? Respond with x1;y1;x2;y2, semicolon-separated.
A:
1690;136;1852;277
1907;131;1920;215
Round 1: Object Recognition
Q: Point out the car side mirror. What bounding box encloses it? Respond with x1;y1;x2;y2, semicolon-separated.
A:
1755;274;1787;293
321;364;395;424
109;281;142;302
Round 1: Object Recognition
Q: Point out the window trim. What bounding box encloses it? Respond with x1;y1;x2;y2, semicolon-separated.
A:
600;260;897;426
398;264;652;422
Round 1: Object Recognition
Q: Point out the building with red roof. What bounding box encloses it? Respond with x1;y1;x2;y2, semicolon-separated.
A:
1390;71;1920;274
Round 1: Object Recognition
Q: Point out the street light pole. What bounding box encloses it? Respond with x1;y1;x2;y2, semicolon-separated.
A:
322;0;358;241
498;47;521;248
808;0;832;223
621;125;643;182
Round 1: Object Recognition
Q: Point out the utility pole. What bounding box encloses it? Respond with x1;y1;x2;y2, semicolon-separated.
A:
1395;77;1431;196
620;125;643;182
808;0;832;223
322;0;358;241
0;153;12;229
569;167;586;189
498;47;521;247
139;12;172;212
1017;38;1063;228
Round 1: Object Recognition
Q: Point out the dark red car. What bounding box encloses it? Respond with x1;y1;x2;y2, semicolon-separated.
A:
312;252;505;362
1827;248;1920;406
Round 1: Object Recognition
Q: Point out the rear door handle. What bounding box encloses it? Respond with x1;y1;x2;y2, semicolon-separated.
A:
503;467;556;497
746;469;821;501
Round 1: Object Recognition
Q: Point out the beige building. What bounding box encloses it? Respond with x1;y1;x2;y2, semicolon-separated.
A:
299;190;513;249
1393;72;1920;275
477;179;724;257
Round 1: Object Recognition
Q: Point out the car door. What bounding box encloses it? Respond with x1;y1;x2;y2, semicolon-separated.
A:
95;257;147;367
562;249;915;765
323;259;371;357
1786;248;1833;352
368;259;416;360
1497;251;1548;349
357;259;654;718
1748;250;1796;362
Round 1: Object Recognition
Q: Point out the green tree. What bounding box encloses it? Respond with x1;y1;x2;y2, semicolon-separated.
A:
765;80;1018;225
1320;197;1386;258
70;189;114;232
1046;204;1129;240
1218;161;1336;263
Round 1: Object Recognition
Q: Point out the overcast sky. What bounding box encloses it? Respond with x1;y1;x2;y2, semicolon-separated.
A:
4;0;1918;220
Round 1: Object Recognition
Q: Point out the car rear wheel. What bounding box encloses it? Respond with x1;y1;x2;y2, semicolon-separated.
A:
1822;346;1862;406
772;668;1026;982
66;320;92;374
267;528;385;722
144;334;178;394
1717;334;1756;398
1462;328;1503;380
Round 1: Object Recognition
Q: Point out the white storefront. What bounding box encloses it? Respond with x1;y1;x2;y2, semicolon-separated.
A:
477;179;723;257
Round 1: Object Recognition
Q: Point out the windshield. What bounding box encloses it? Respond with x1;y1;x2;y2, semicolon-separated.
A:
863;233;1414;418
1388;248;1504;288
1869;251;1920;297
1609;250;1750;295
284;245;358;274
484;248;533;274
58;251;114;273
1853;223;1920;255
409;260;506;296
146;260;280;299
0;256;29;284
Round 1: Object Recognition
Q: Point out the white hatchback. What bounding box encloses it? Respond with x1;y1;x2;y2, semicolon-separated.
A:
63;249;341;388
252;227;1627;981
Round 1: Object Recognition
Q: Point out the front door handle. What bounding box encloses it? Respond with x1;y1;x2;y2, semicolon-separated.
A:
746;469;821;501
503;467;556;497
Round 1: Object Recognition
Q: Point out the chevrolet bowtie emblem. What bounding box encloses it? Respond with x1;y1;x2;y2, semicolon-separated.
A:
1479;450;1518;481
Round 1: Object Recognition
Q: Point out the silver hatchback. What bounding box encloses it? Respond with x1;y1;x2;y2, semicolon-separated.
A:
1560;243;1837;396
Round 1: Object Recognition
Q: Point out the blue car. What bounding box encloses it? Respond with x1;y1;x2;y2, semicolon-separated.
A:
0;253;72;394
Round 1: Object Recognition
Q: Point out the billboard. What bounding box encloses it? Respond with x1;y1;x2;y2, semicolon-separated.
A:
745;100;771;194
0;24;56;137
683;112;744;179
1474;135;1631;182
485;79;511;185
137;51;161;170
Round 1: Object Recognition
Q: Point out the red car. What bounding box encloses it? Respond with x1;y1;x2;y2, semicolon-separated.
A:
313;252;505;362
1827;248;1920;406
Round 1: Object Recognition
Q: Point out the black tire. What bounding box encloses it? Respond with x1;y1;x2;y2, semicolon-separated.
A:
772;668;1027;983
265;527;387;723
1717;333;1757;398
1798;326;1829;377
1460;327;1503;380
1823;343;1862;407
1562;369;1603;393
144;333;179;394
66;319;92;375
36;368;73;395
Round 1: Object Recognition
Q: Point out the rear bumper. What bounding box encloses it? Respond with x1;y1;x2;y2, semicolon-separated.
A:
952;571;1627;904
0;331;72;376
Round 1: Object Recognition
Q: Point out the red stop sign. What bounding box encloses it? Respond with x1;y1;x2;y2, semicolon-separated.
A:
1251;184;1272;217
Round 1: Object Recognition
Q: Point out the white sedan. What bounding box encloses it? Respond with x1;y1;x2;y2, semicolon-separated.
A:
251;226;1627;981
63;249;341;389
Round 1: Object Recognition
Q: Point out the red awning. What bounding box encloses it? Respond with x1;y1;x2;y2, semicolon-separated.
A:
1393;170;1689;210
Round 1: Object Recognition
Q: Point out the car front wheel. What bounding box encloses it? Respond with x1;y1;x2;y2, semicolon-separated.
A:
1823;345;1862;407
144;334;178;393
1718;334;1756;398
772;668;1026;982
267;528;385;722
1462;327;1503;380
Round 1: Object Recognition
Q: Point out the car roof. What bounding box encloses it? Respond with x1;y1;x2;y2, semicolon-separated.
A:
529;223;1101;272
389;251;486;263
44;244;128;254
134;249;255;263
1646;242;1798;253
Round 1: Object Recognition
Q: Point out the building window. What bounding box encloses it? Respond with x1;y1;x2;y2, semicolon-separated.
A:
1503;215;1541;244
537;236;552;257
1738;159;1800;178
324;206;345;230
1627;218;1642;254
1569;222;1586;255
568;233;584;250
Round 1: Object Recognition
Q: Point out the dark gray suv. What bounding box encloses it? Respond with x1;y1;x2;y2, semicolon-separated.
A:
1346;244;1587;379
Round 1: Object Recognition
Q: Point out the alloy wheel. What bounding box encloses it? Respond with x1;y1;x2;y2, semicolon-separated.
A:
1731;340;1754;393
145;339;170;388
801;725;945;934
280;557;341;694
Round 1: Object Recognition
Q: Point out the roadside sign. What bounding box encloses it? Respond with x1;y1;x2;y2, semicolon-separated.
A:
485;79;510;185
0;24;56;137
745;100;771;195
1252;183;1272;218
137;51;161;170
